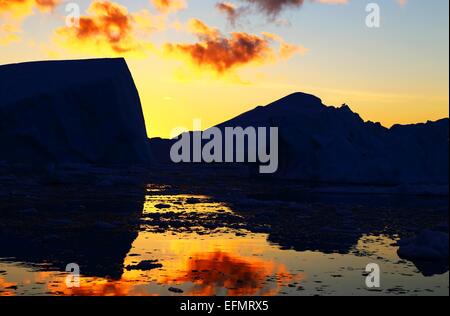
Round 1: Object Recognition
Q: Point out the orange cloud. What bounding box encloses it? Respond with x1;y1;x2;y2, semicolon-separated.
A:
0;0;59;15
166;31;272;73
150;0;186;13
187;18;221;39
262;31;307;58
32;0;59;11
0;0;60;44
55;1;159;56
0;21;19;44
165;19;304;74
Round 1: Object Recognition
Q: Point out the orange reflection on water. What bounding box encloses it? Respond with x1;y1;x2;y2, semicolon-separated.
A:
143;194;233;214
165;251;302;296
37;271;156;296
37;250;301;296
0;277;17;296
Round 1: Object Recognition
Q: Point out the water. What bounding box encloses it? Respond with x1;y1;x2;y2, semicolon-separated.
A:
0;178;448;296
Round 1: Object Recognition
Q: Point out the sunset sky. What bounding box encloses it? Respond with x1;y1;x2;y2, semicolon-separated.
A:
1;0;448;138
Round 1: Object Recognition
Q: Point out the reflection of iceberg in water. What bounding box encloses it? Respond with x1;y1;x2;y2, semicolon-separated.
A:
0;185;145;280
1;225;140;280
405;260;450;278
0;179;448;296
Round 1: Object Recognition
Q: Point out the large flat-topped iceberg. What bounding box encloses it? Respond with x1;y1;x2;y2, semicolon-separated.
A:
0;58;151;166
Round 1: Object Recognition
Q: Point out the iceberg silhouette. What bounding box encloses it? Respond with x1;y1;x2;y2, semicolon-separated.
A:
151;92;449;186
0;58;151;166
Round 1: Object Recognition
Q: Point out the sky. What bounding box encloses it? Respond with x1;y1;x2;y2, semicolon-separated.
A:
0;0;448;138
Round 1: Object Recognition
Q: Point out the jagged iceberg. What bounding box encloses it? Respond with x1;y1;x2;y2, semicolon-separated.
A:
398;230;449;261
151;92;449;186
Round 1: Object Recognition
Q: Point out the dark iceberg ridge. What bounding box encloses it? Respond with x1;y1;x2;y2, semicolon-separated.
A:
0;58;151;167
151;92;449;191
0;58;448;194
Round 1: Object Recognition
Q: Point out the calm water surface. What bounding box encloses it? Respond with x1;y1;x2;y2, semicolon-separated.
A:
0;182;448;296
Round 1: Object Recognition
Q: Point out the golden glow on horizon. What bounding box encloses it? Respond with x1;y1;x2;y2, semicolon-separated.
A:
9;233;301;296
0;0;448;138
128;56;449;138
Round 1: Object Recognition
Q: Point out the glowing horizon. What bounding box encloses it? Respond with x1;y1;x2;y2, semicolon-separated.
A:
1;0;448;138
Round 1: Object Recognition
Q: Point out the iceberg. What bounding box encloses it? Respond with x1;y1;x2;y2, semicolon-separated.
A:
0;58;152;167
150;92;449;186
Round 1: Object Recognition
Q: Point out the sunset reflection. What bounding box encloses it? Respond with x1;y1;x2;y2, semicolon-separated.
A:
143;194;234;214
37;249;300;296
0;277;17;296
43;276;155;296
1;187;447;296
165;251;301;296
